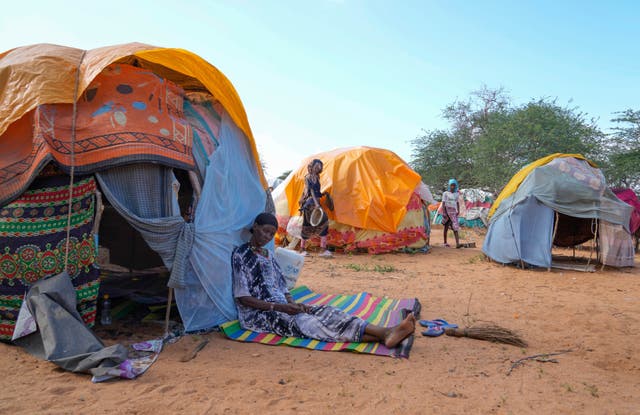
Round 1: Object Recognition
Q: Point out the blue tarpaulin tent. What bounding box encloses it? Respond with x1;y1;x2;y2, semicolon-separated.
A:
483;155;634;268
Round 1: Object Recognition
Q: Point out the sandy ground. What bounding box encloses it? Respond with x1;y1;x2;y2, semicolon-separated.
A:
1;227;639;415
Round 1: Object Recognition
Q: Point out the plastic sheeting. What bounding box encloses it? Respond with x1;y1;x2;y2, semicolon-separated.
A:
491;157;633;231
0;42;267;188
13;272;128;376
599;221;635;267
174;111;266;331
97;112;266;331
280;147;421;233
483;196;555;268
489;153;593;218
485;156;634;268
613;188;640;234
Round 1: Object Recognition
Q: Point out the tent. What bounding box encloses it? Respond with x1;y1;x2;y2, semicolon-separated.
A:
483;154;634;268
273;146;431;254
0;43;268;340
430;188;494;228
612;188;640;236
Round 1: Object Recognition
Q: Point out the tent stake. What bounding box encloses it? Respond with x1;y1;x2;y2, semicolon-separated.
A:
164;287;174;336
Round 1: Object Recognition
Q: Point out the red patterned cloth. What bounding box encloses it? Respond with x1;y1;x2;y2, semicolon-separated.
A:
0;63;194;207
278;193;428;254
0;173;99;341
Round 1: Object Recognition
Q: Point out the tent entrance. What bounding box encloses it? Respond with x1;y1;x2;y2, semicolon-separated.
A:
553;213;597;247
96;168;194;273
95;167;195;327
551;213;599;270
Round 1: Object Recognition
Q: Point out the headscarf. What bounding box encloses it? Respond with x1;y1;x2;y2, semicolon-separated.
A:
307;159;323;175
253;212;278;228
448;178;459;193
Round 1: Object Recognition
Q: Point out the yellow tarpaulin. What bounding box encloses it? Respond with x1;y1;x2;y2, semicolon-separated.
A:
282;146;421;233
488;153;597;218
0;42;267;188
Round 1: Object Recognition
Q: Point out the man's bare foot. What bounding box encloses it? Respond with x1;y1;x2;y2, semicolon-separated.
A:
384;313;416;348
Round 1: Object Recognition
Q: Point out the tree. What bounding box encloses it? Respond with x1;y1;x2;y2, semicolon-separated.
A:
410;88;605;194
410;129;476;193
474;99;604;192
603;109;640;190
410;86;509;193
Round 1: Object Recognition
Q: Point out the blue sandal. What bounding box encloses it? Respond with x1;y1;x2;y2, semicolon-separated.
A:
419;319;458;329
421;326;445;337
432;319;458;329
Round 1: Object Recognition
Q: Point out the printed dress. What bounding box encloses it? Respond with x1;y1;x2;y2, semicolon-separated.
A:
441;190;460;231
231;243;367;342
299;177;329;238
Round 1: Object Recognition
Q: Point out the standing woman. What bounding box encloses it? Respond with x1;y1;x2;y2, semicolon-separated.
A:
298;159;332;257
441;178;462;248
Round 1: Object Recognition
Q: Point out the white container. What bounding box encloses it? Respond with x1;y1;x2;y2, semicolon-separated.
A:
274;247;305;289
286;215;303;239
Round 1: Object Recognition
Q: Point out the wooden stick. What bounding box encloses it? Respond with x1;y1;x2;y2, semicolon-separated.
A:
164;287;174;336
507;349;573;376
180;339;209;362
464;292;473;317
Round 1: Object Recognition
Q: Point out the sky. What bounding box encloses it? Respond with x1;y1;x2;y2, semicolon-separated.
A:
1;0;638;181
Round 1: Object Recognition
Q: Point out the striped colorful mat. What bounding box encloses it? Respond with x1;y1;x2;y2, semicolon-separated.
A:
220;286;421;358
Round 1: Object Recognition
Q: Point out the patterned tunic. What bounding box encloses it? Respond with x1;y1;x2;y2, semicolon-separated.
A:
231;243;367;342
300;177;328;238
441;190;460;231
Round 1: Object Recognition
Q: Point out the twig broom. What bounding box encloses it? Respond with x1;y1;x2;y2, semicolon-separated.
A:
444;324;528;348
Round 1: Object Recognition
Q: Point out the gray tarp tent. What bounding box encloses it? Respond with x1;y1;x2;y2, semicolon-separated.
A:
483;155;634;268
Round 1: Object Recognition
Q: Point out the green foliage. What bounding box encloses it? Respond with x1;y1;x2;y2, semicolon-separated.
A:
474;99;604;192
582;382;599;398
344;263;397;273
410;87;609;194
373;264;397;273
345;263;365;272
602;110;640;190
410;129;477;191
277;170;293;181
411;86;508;192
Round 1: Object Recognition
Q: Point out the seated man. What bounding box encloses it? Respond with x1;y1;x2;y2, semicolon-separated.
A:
231;212;415;347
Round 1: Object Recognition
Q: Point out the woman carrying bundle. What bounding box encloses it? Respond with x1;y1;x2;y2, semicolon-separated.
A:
298;159;332;257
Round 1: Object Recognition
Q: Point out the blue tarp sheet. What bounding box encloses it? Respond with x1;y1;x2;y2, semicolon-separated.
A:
175;111;265;330
483;196;554;268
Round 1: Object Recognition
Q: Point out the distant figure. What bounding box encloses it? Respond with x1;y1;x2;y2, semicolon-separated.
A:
298;159;332;257
441;179;461;248
232;212;416;347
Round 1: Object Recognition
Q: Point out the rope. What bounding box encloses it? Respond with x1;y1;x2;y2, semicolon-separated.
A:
63;50;86;271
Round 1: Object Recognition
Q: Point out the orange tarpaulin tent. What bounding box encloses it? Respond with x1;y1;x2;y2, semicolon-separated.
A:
280;146;422;234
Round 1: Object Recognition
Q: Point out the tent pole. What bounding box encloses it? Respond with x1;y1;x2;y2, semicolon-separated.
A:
164;287;174;336
188;171;201;222
586;218;597;270
549;212;559;272
188;171;202;198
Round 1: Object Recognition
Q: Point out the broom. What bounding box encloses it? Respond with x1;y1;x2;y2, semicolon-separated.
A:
444;324;528;348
